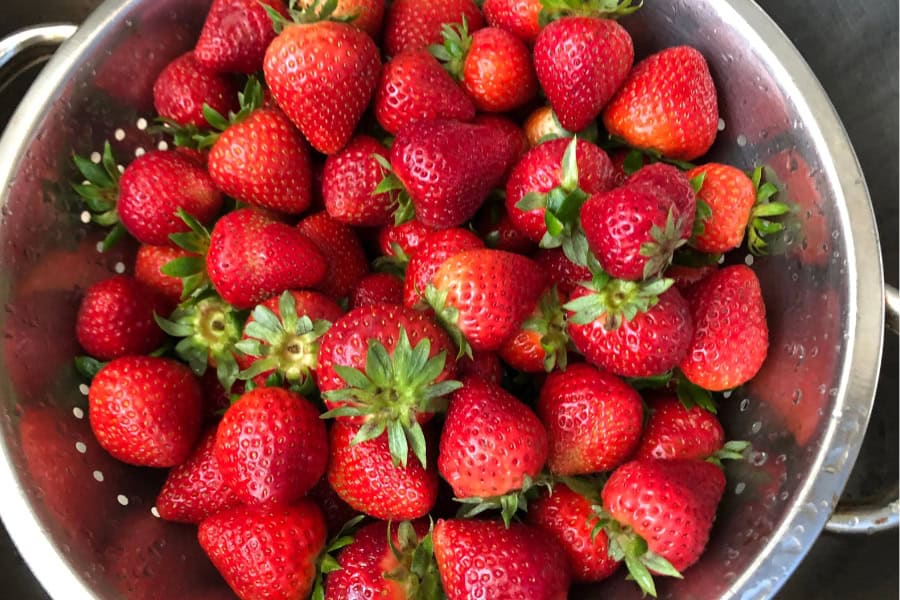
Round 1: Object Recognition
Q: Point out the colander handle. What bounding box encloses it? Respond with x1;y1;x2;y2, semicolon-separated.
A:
0;24;77;94
825;285;900;534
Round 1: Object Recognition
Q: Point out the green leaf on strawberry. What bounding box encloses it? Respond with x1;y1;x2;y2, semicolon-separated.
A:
674;370;717;413
520;287;569;372
564;276;674;329
310;514;366;600
423;284;473;359
455;473;553;527
707;440;751;467
383;520;444;599
539;0;644;26
428;16;473;82
371;153;415;225
639;206;688;280
164;208;212;300
73;355;107;382
746;166;792;256
71;141;127;250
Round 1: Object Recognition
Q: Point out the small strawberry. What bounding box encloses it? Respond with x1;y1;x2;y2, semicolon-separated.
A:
297;0;386;38
323;135;396;226
635;395;725;461
384;0;484;57
523;105;599;148
134;244;194;306
537;363;643;474
482;0;542;43
194;0;289;74
264;3;381;154
351;273;405;308
433;519;571;600
297;212;370;299
679;265;768;391
76;275;169;360
402;228;484;309
499;287;569;372
377;219;435;262
534;248;592;297
603;46;719;161
198;501;327;600
153;52;238;128
89;356;203;467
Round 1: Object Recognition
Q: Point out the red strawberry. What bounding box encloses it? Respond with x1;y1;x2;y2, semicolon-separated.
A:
298;0;386;38
306;477;360;537
528;483;620;583
687;163;757;252
402;228;484;308
264;12;381;154
200;369;241;420
375;49;476;136
679;265;768;391
377;219;435;259
523;105;599;149
482;0;542;43
323;135;396;226
534;16;634;132
156;428;242;524
195;0;289;74
216;387;328;506
426;248;546;353
153;52;238;128
457;351;503;384
89;356;203;467
384;0;484;57
351;273;405;308
627;162;697;238
134;244;194;305
327;420;438;519
499;287;569;372
603;46;719;161
666;263;717;291
76;275;169;360
198;501;327;600
206;208;327;310
635;395;725;461
433;519;571;600
534;248;592;297
472;114;529;175
474;201;535;254
537;363;643;474
297;212;370;299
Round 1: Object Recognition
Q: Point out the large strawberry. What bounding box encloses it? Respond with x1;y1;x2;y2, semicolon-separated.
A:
498;287;569;372
537;363;643;474
384;0;484;57
634;395;725;461
264;3;381;154
198;501;327;600
134;244;195;305
603;46;719;161
322;135;396;226
297;211;370;299
215;387;328;506
679;265;768;391
482;0;542;43
534;248;592;297
523;105;599;149
433;519;571;600
472;114;529;175
351;273;405;308
153;52;239;128
194;0;289;74
89;356;203;467
402;228;484;309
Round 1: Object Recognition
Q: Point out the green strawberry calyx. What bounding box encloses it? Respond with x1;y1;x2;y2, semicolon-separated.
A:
162;208;212;301
383;520;444;600
373;241;411;277
372;153;416;226
624;368;719;414
311;514;366;600
746;166;792;256
539;0;643;25
564;271;674;330
423;283;472;359
707;440;751;467
428;16;473;82
520;287;569;372
320;328;463;469
639;206;689;279
604;136;697;172
455;473;554;527
71;141;127;251
265;0;357;35
535;108;599;146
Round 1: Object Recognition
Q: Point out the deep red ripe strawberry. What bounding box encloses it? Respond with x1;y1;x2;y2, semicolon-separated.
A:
375;49;476;136
198;501;326;600
134;245;193;306
195;0;289;74
156;428;241;524
153;52;238;128
687;163;757;252
567;285;694;377
377;219;435;258
297;212;369;299
506;137;616;243
482;0;542;43
603;46;719;161
474;203;535;254
76;275;169;360
306;478;359;537
433;519;571;600
403;228;484;308
679;265;768;391
215;387;328;506
534;17;634;132
666;263;717;291
208;107;312;214
206;208;327;309
607;149;632;186
297;0;386;38
323;135;396;226
537;363;643;474
534;249;591;297
472;114;529;175
118;151;223;246
427;249;546;352
384;0;484;57
627;162;697;239
457;351;503;384
499;287;568;373
635;395;725;461
264;20;381;155
351;273;404;308
390;119;514;228
89;356;203;467
327;420;438;519
439;377;548;499
528;483;620;583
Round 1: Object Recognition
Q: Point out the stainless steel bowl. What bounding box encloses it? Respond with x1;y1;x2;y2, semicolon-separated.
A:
0;1;895;598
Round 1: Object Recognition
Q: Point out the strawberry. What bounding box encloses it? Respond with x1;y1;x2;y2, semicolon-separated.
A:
457;351;503;384
153;52;238;128
627;162;697;237
433;519;571;600
473;200;535;254
679;265;768;391
482;0;542;43
534;16;634;132
471;114;530;175
264;6;381;154
156;428;241;524
215;387;328;506
666;263;716;291
75;275;169;360
89;356;203;467
198;501;327;600
327;420;439;519
402;228;484;309
603;46;719;162
537;363;643;474
523;105;599;148
499;287;569;372
426;248;546;353
375;49;476;136
377;219;435;260
297;211;370;299
351;273;405;308
306;478;360;536
322;135;396;226
431;23;538;113
634;395;725;461
297;0;386;38
134;244;194;306
384;0;485;57
206;208;327;309
534;248;592;297
194;0;289;74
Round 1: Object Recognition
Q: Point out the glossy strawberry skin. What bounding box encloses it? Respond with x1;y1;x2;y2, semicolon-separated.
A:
118;151;223;247
208;108;312;214
134;245;193;306
384;0;485;57
687;163;757;252
635;395;725;461
351;273;405;309
534;249;592;298
462;27;538;113
627;162;697;239
433;519;571;600
472;114;529;176
403;228;484;308
198;501;327;600
377;219;435;257
666;264;717;292
89;356;203;467
215;387;328;506
195;0;289;74
153;52;238;128
679;265;768;391
297;212;370;299
534;17;634;132
482;0;542;43
537;363;643;475
603;46;719;162
323;135;396;226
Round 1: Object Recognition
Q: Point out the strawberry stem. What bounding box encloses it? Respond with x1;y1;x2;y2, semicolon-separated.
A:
564;276;674;329
428;16;473;82
71;141;126;250
746;166;792;256
521;287;570;372
455;473;554;527
383;521;444;599
539;0;644;25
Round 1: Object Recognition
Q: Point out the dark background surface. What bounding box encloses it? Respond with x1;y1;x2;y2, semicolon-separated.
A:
0;0;896;598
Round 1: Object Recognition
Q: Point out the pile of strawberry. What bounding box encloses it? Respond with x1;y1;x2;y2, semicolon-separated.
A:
69;0;791;598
